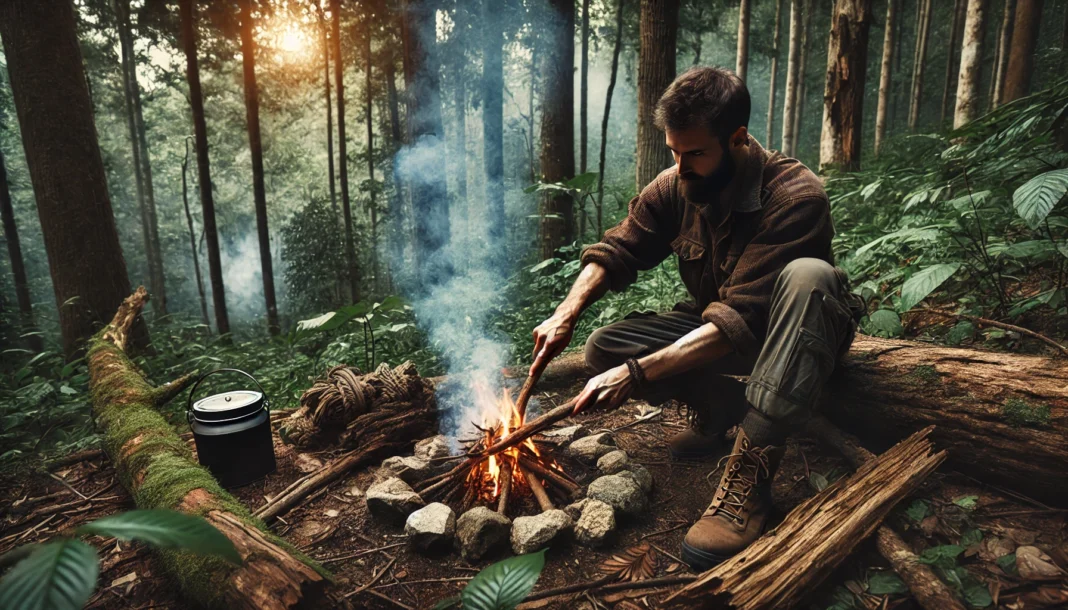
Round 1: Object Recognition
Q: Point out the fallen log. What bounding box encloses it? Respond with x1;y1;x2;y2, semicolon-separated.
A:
662;427;946;610
87;288;327;609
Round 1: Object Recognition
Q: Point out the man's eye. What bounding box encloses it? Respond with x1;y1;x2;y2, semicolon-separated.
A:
690;152;703;157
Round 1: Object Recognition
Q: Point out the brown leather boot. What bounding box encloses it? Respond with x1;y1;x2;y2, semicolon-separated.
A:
667;401;729;460
680;428;785;570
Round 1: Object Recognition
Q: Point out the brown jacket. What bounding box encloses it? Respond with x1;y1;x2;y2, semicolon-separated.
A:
580;137;834;361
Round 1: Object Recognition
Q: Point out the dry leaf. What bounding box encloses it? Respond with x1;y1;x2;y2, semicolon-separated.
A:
599;542;658;582
614;601;644;610
394;569;407;580
665;562;682;573
324;508;340;518
110;572;137;588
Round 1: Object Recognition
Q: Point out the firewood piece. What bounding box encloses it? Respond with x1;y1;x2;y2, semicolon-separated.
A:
476;401;577;459
497;459;513;515
524;469;555;512
662;427;946;610
517;454;582;497
806;416;966;610
513;371;541;422
88;288;327;609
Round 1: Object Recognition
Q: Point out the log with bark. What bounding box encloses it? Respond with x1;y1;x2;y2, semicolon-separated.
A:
87;288;327;609
662;427;946;609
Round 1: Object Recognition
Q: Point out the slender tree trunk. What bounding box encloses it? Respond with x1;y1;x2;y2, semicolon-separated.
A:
991;0;1015;110
791;0;812;154
954;0;988;128
482;0;505;247
1001;0;1044;104
581;0;590;176
890;0;903;131
941;0;966;124
239;0;279;335
540;0;577;259
0;0;145;356
820;0;873;173
330;0;359;303
0;144;42;352
528;45;537;186
181;139;210;329
598;0;626;240
384;40;406;285
363;12;379;293
636;0;679;191
874;0;897;154
737;0;751;82
316;2;338;218
781;0;803;156
766;0;784;146
908;0;932;131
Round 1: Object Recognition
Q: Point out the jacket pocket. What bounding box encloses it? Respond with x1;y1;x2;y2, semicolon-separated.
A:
670;235;706;299
778;288;855;407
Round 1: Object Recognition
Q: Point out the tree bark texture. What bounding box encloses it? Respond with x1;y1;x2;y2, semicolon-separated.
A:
636;0;679;192
791;0;812;155
1001;0;1044;104
737;0;751;82
239;0;280;335
597;0;626;241
580;0;591;175
663;427;946;610
482;0;505;247
330;0;359;303
991;0;1016;110
0;0;143;357
179;0;229;336
401;0;450;288
316;3;338;218
384;36;407;286
0;144;41;351
954;0;988;128
88;288;327;608
941;0;966;124
766;0;785;147
781;0;803;156
874;0;897;155
908;0;933;131
539;0;577;259
364;12;379;292
820;0;873;172
180;139;210;329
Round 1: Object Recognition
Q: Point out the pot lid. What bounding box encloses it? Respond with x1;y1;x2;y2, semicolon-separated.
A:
192;390;264;422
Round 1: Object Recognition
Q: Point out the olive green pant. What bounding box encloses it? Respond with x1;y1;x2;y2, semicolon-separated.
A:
584;258;859;429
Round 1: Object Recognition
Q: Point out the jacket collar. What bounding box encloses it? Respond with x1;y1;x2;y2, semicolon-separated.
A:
726;134;767;213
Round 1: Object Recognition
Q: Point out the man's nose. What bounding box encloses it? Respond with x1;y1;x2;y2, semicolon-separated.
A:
676;157;689;175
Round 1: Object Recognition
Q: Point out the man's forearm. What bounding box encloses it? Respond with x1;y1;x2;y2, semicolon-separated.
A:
638;322;732;382
556;263;611;321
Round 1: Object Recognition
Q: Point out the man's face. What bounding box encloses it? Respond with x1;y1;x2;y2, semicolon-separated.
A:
666;125;741;204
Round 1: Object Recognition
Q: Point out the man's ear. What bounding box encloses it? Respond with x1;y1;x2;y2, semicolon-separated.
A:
729;126;748;149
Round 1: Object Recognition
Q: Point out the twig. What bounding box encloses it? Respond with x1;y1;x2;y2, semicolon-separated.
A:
640;523;688;540
359;589;414;610
524;469;554;512
497;459;513;515
521;575;697;604
517;455;581;495
344;556;397;598
374;576;473;588
913;308;1068;357
649;542;687;566
46;448;105;470
318;542;405;564
48;473;88;500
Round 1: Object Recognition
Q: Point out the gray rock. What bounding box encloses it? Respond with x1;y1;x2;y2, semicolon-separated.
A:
620;464;654;494
564;498;590;521
414;435;450;461
574;500;615;547
365;477;425;523
380;455;433;484
455;507;512;561
404;503;456;551
567;433;617;462
541;425;589;444
597;450;630;475
511;509;573;555
587;474;646;516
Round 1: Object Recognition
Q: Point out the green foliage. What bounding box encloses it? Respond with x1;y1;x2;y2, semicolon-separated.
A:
995;553;1018;576
953;496;979;511
863;309;903;338
904;499;930;523
1001;397;1053;428
77;509;241;564
866;570;907;595
459;549;546;610
1013;169;1068;229
899;263;961;312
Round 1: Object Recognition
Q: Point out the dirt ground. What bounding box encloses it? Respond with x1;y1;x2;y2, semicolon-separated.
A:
2;375;1067;610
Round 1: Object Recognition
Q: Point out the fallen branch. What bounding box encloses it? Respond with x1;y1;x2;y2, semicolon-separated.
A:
914;308;1068;357
45;448;105;470
519;575;697;606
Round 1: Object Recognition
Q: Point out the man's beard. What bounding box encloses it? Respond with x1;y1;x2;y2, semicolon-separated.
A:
678;152;737;204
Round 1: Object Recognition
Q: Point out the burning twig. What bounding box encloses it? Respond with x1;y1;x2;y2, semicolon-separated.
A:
474;400;576;459
497;459;513;515
517;453;582;497
524;469;555;512
513;373;539;422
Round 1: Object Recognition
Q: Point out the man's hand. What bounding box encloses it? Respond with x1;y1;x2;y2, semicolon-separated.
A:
572;364;634;415
530;311;576;377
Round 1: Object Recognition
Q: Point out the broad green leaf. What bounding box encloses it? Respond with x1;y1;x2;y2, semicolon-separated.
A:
854;226;945;258
946;321;976;346
0;539;99;610
864;309;903;338
808;472;829;492
953;495;979;510
960;527;983;547
990;239;1057;259
527;258;559;273
918;544;964;566
564;172;598;192
77;510;241;564
995;553;1018;575
867;570;907;595
905;499;930;523
431;596;462;610
460;549;546;610
295;302;372;336
900;263;961;312
1013;168;1068;229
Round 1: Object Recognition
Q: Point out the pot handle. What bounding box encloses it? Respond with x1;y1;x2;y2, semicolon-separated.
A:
186;368;270;423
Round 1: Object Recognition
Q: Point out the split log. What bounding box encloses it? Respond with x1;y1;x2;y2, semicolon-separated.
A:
663;427;946;610
87;288;327;609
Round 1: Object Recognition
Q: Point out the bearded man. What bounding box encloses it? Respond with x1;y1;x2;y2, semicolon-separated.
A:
528;67;863;570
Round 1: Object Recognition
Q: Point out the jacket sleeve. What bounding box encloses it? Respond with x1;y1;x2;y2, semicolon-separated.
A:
579;170;679;292
701;193;834;361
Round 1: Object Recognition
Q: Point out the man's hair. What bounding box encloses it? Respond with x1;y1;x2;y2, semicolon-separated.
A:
653;67;751;142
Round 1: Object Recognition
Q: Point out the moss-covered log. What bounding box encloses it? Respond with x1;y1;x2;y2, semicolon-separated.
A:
88;287;327;609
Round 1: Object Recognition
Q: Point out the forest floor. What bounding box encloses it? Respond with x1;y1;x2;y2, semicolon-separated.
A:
2;373;1066;610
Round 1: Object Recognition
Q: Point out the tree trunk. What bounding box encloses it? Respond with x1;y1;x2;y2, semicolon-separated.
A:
908;0;932;131
0;143;42;352
941;0;966;124
1001;0;1044;104
781;0;803;156
820;0;873;172
874;0;897;155
384;37;407;286
766;0;784;146
890;0;903;131
363;12;379;293
580;0;591;176
663;427;946;610
239;0;280;335
0;0;144;357
179;0;229;336
87;288;327;608
114;0;167;319
539;0;577;259
636;0;678;192
953;0;988;128
736;0;751;82
181;139;210;329
482;0;505;247
597;0;626;240
990;0;1015;110
330;0;360;303
316;2;338;218
790;0;812;155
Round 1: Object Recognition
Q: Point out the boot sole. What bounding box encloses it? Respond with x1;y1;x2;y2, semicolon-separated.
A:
680;541;732;571
667;447;719;461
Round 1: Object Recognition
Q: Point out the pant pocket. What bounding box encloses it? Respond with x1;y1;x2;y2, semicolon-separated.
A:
778;289;854;407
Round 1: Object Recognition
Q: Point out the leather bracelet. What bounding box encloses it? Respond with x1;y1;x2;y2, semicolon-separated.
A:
624;358;647;391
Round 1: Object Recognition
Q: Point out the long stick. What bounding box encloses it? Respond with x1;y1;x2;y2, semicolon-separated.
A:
477;400;576;459
497;459;513;515
513;373;538;422
517;454;581;496
524;468;554;512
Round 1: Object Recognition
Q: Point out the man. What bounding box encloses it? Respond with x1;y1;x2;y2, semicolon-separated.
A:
528;67;862;570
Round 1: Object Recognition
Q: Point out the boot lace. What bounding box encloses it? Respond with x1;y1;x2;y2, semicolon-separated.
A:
673;400;705;432
707;440;772;524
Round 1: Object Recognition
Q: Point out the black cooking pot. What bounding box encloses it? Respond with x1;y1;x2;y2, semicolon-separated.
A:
187;368;276;489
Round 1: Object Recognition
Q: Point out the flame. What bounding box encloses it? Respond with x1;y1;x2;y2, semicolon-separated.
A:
470;384;547;502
